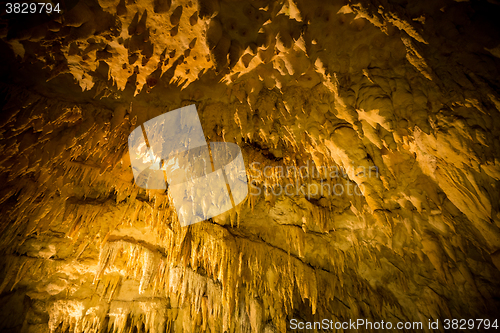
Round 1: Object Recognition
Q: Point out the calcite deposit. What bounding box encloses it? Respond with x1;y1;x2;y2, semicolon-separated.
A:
0;0;500;332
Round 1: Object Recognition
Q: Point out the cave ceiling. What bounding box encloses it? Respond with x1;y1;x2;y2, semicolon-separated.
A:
0;0;500;332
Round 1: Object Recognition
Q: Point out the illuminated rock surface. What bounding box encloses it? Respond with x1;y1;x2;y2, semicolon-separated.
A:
0;0;500;332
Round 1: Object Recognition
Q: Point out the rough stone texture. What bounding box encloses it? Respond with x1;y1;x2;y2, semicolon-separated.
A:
0;0;500;332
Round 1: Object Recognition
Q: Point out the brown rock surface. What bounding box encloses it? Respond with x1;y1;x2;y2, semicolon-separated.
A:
0;0;500;332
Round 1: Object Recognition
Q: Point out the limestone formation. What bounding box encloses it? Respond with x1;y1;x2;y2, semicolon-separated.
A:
0;0;499;332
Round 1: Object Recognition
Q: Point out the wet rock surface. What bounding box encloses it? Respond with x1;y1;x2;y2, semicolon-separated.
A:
0;0;500;332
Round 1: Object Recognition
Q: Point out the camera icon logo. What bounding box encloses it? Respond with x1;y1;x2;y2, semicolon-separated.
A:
128;105;248;227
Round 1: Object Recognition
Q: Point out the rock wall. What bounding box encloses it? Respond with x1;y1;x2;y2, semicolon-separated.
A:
0;0;499;332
